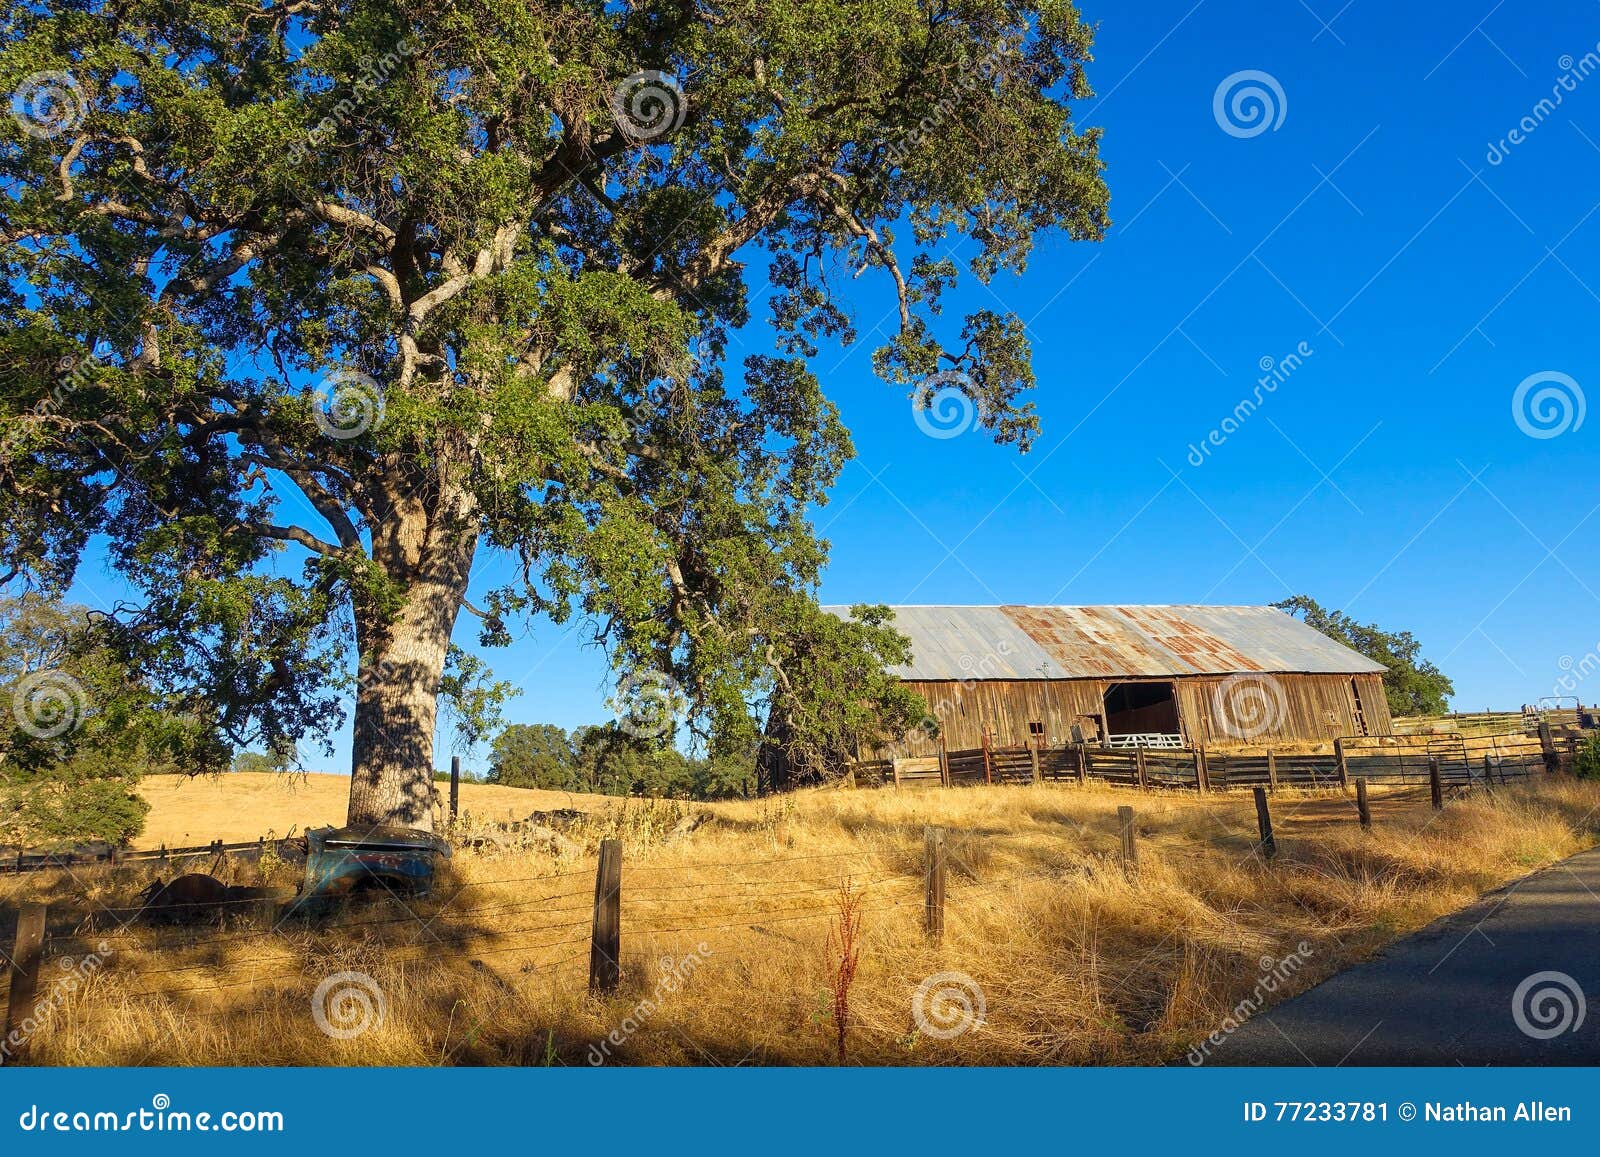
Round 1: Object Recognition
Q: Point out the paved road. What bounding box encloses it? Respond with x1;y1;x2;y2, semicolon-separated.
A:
1212;845;1600;1065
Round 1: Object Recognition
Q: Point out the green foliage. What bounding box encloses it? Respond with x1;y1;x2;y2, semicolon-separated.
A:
438;645;514;754
0;596;188;847
489;720;756;799
232;748;294;774
0;1;1109;794
1273;595;1456;717
1574;733;1600;781
489;723;581;791
2;769;150;849
759;602;927;784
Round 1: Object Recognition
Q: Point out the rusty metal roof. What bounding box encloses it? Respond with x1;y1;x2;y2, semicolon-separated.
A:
821;605;1386;680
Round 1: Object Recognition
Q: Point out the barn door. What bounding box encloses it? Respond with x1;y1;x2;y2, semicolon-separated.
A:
1350;679;1369;737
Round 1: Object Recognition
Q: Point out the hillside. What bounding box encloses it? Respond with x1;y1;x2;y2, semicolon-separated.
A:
131;772;613;849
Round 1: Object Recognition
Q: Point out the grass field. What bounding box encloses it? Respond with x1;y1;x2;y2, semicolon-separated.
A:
4;773;1600;1066
129;772;613;849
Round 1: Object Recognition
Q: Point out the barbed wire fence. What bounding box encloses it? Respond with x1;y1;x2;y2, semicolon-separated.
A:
0;749;1574;1064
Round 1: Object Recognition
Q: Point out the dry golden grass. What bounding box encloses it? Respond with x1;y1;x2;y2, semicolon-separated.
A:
5;774;1600;1066
130;772;611;848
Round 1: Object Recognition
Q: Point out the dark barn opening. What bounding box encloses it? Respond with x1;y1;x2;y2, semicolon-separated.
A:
1102;681;1181;739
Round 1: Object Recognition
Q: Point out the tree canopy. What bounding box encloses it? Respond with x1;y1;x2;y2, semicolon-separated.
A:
1;0;1109;824
1273;595;1455;717
0;595;209;845
488;719;754;798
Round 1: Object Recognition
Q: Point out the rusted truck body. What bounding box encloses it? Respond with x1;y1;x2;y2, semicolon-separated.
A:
300;825;451;902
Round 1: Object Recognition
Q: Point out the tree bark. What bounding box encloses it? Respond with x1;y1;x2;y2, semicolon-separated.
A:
345;478;478;832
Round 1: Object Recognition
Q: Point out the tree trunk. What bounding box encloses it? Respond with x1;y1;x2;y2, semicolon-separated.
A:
345;483;478;832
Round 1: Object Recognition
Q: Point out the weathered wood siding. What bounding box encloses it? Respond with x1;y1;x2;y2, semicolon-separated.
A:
900;678;1103;750
1179;672;1392;746
871;672;1392;757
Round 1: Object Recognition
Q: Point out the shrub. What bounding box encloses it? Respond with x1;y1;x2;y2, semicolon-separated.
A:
0;767;150;848
1574;733;1600;780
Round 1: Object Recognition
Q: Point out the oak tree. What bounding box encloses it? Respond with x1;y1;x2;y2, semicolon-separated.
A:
1273;595;1455;717
1;0;1109;827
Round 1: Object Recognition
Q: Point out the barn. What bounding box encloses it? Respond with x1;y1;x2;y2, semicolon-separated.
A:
827;604;1391;754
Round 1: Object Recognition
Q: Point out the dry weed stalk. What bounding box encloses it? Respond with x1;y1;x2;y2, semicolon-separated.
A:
826;878;863;1064
6;776;1600;1066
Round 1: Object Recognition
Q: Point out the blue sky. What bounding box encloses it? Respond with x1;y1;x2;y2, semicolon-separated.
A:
64;0;1600;773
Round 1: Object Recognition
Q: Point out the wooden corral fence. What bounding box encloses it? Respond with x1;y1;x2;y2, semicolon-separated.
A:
1393;706;1596;739
0;837;304;878
851;726;1570;794
0;767;1563;1064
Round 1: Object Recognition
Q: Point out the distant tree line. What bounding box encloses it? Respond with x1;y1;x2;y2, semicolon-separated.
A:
487;722;756;800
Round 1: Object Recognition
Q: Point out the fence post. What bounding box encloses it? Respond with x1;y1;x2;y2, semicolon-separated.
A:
923;826;946;942
1194;746;1209;793
1253;787;1277;860
449;755;461;822
1334;738;1349;789
1428;757;1444;810
981;728;993;785
1117;806;1137;878
1;903;47;1067
1075;743;1088;784
939;737;951;788
1355;777;1371;830
1539;721;1559;774
1029;738;1042;785
1266;750;1278;793
588;839;622;995
1135;747;1148;790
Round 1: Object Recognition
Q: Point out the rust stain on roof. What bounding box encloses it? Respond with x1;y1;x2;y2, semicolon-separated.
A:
821;605;1385;680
